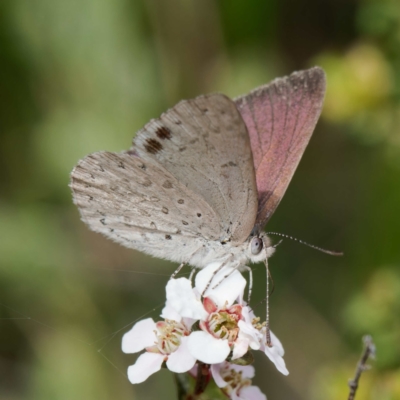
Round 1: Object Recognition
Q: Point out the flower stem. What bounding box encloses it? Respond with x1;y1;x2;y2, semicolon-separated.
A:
194;362;210;396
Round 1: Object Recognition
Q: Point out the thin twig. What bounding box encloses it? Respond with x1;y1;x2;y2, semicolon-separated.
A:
348;335;376;400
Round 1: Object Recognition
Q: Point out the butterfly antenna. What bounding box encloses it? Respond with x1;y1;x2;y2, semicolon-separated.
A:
266;232;343;256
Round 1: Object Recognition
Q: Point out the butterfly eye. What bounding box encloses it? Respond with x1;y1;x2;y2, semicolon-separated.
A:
251;237;263;255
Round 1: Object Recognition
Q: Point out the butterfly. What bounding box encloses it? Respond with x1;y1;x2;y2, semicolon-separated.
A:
70;67;326;278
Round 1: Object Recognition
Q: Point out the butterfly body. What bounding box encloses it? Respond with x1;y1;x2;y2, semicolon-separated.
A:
70;68;326;270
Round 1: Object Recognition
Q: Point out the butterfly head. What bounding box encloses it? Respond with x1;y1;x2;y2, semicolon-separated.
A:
248;233;275;264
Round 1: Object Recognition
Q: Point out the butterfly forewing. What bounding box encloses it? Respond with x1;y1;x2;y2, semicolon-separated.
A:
235;67;326;231
132;94;258;245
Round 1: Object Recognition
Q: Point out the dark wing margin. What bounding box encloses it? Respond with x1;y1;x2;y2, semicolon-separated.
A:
234;67;326;232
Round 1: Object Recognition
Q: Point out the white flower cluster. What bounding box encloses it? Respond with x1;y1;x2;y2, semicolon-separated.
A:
122;262;288;399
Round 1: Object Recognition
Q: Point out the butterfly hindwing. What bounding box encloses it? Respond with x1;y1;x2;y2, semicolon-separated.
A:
235;67;326;231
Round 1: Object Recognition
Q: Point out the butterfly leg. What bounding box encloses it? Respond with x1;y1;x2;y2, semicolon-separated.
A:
211;262;242;291
189;266;196;283
265;259;272;347
171;246;204;280
243;266;253;304
170;262;186;279
201;255;234;297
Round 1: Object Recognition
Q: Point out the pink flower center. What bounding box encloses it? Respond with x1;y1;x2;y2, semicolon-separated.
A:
207;311;240;342
152;320;187;355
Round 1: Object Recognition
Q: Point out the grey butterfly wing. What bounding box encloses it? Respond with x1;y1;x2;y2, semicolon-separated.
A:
132;93;258;245
235;67;326;232
70;151;221;264
70;94;258;264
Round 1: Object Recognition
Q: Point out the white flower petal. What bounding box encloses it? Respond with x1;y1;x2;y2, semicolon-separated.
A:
210;363;228;388
166;278;208;320
238;321;262;350
195;262;246;308
127;352;164;384
182;317;196;330
122;318;157;354
270;331;285;356
230;364;255;379
166;336;197;373
241;306;253;323
238;385;267;400
188;364;198;378
160;304;182;322
264;345;289;376
232;336;249;360
187;331;231;363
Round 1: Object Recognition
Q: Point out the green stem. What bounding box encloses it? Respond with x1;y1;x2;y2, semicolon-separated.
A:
174;373;191;400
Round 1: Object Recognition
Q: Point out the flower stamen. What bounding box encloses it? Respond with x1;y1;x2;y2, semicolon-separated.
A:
219;364;252;397
151;320;188;355
206;306;242;344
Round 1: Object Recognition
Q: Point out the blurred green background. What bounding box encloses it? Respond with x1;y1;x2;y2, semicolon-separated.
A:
1;0;399;399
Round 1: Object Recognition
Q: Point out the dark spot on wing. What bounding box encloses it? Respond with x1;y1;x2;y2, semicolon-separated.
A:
138;163;146;170
165;234;172;240
197;213;202;217
100;218;106;225
99;165;105;172
88;195;93;201
182;220;188;225
110;228;114;232
145;139;163;154
156;126;172;140
162;207;169;214
177;199;184;204
162;180;173;189
127;149;138;156
118;161;125;169
139;209;150;217
179;146;186;152
141;178;152;187
221;161;238;168
175;120;182;125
